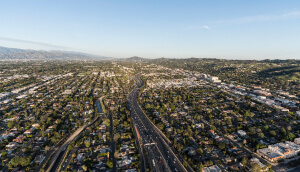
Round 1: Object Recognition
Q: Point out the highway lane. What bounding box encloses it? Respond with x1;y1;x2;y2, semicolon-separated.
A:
130;92;186;172
131;120;147;172
130;103;167;172
128;75;190;172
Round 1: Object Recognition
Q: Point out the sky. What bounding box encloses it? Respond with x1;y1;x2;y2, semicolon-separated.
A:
0;0;300;59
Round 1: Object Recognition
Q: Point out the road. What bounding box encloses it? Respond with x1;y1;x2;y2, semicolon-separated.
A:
46;115;99;172
109;111;117;172
128;75;192;172
59;96;106;172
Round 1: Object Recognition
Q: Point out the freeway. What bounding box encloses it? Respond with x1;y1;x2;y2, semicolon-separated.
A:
131;107;170;172
132;124;147;172
128;75;191;172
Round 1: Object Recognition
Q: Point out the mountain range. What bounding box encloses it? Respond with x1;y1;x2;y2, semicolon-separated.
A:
0;46;109;60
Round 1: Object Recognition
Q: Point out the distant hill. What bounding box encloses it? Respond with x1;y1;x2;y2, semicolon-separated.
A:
123;56;149;61
0;46;109;60
0;46;25;54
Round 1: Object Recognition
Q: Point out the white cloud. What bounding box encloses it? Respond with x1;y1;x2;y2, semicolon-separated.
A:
202;25;211;30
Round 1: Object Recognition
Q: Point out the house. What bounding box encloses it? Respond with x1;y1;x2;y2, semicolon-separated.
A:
208;130;215;136
203;165;221;172
294;138;300;145
44;128;53;134
6;142;18;149
32;123;40;128
34;155;45;165
24;129;33;135
182;147;197;156
237;130;247;137
13;135;26;143
195;123;203;129
1;132;15;140
99;125;106;133
209;77;221;83
170;113;178;117
249;158;266;170
77;153;85;161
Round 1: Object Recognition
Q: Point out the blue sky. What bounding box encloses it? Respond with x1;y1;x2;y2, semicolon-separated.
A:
0;0;300;59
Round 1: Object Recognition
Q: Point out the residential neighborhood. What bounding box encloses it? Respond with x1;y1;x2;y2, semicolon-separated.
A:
0;59;299;172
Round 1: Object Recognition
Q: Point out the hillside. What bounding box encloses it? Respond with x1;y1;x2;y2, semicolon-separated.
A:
124;56;149;62
0;46;25;54
0;46;108;60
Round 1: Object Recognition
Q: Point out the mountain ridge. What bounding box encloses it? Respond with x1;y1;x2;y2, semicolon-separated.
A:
0;46;109;60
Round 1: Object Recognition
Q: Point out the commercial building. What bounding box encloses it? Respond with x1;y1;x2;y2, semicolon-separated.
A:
209;76;221;83
257;138;300;162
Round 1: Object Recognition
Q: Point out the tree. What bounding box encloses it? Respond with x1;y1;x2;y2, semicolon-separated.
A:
7;121;15;129
72;153;76;158
171;105;176;111
114;133;120;141
249;127;256;135
258;133;264;139
281;127;286;135
113;119;119;127
264;125;269;131
10;156;20;167
84;141;91;148
270;130;276;137
145;104;151;110
218;142;226;150
251;163;261;172
19;156;31;167
1;151;7;157
285;132;295;141
10;156;31;167
107;160;113;169
241;157;248;167
157;123;165;130
196;148;203;155
82;165;87;171
197;162;204;172
103;119;110;126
